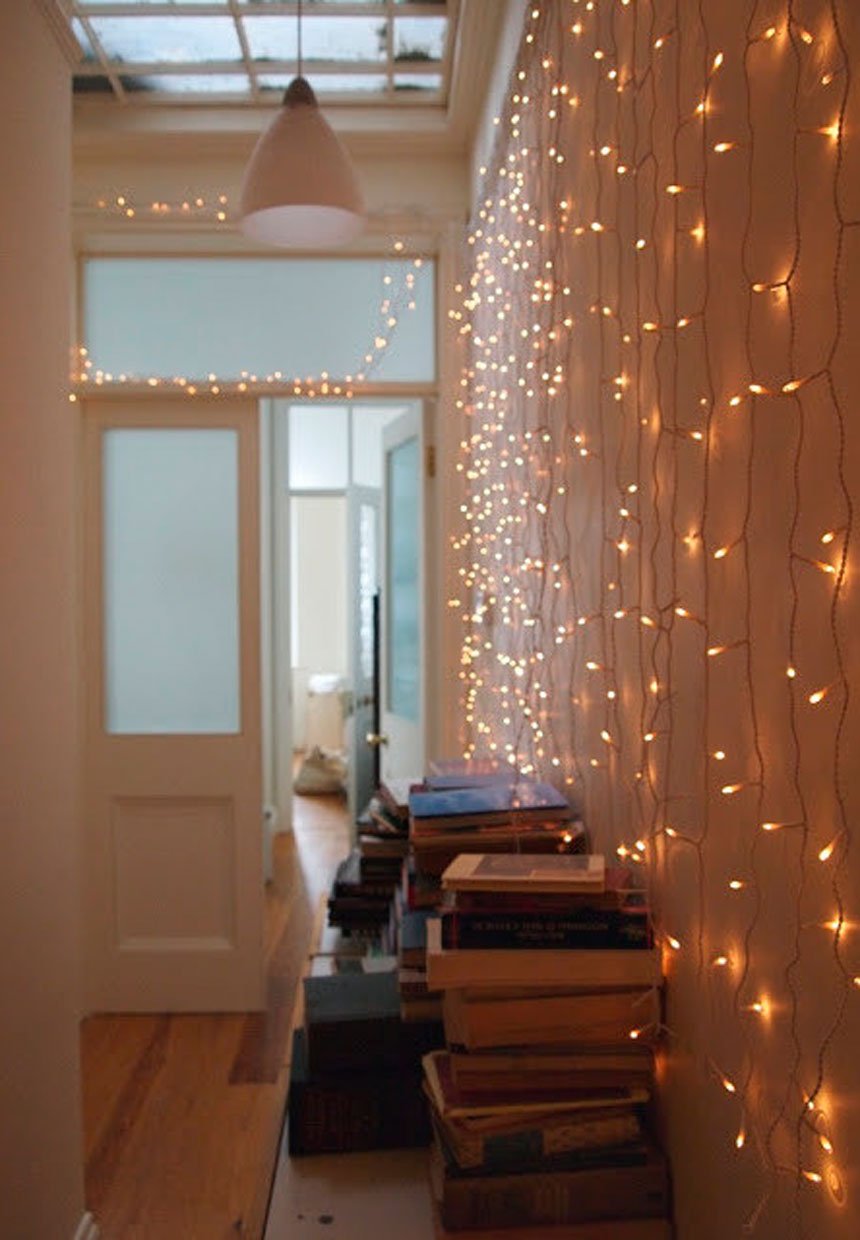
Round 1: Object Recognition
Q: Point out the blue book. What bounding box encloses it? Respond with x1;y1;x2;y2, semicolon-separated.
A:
409;781;571;829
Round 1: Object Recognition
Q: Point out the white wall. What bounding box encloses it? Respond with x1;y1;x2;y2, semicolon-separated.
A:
469;0;528;207
291;495;348;750
0;3;86;1236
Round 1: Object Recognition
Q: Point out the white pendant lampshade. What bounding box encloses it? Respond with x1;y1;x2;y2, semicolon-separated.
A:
239;77;365;249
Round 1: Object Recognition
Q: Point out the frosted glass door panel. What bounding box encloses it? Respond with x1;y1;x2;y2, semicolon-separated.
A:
387;436;420;722
103;428;240;734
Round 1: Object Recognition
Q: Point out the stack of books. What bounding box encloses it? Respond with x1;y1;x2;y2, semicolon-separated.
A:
287;968;441;1156
408;778;586;879
325;847;399;946
422;853;671;1236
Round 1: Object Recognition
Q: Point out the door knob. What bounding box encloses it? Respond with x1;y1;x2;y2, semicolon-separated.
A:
365;731;389;748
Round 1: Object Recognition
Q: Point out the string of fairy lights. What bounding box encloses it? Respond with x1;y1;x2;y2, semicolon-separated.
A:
71;196;426;398
450;1;855;1235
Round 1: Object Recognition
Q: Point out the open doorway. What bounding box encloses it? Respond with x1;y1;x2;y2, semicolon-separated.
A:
267;398;422;840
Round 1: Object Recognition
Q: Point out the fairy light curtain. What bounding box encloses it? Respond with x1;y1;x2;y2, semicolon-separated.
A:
450;1;858;1236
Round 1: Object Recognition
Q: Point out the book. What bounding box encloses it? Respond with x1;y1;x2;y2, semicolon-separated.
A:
287;1029;431;1155
413;825;585;878
448;1045;655;1094
423;1050;650;1120
441;852;605;894
447;865;636;913
409;781;573;832
431;1198;674;1240
303;970;441;1074
443;985;661;1049
430;1139;670;1230
398;908;435;968
379;776;424;820
428;1098;644;1171
426;918;662;991
440;906;653;951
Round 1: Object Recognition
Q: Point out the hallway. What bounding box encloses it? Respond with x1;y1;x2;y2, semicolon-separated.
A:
81;790;351;1238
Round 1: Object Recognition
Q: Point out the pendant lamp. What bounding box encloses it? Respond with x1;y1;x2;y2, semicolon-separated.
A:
239;0;365;248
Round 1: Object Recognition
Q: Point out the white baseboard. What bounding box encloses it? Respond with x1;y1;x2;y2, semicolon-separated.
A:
72;1212;100;1240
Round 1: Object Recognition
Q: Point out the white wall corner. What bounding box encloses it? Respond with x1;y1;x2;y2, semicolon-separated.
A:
72;1212;100;1240
469;0;529;208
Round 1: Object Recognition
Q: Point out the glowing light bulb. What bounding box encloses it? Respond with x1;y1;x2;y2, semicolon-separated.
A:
808;688;828;705
722;783;742;795
713;954;729;967
736;1130;746;1149
666;935;681;951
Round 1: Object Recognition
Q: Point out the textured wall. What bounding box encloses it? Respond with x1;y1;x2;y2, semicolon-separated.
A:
452;2;860;1236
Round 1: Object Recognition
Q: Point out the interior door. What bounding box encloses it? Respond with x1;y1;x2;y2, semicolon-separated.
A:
347;485;381;820
380;406;425;782
82;398;264;1012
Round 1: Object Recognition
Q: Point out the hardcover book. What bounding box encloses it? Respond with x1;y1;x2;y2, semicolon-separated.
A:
422;1050;650;1120
428;1097;644;1172
430;1139;670;1230
440;906;653;951
448;1045;655;1094
287;1029;431;1156
431;1198;674;1240
442;986;662;1050
303;970;441;1074
441;852;606;894
409;781;573;831
425;918;662;991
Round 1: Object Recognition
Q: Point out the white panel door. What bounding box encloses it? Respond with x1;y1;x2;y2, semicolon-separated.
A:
380;407;425;782
82;399;264;1012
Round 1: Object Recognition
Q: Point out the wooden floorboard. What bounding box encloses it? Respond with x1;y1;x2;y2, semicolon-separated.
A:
81;788;351;1240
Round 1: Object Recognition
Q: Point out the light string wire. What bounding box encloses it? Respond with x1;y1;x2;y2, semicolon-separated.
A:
449;1;857;1234
71;244;426;398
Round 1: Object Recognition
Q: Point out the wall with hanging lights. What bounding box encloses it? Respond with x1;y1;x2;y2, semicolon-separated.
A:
450;1;859;1236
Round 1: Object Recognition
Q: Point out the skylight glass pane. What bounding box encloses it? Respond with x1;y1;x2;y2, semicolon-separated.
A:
88;16;241;65
394;16;446;62
259;74;387;96
244;16;386;65
72;18;96;60
135;75;250;95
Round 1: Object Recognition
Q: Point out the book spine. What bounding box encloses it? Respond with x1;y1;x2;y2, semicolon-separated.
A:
439;1156;669;1230
441;912;652;951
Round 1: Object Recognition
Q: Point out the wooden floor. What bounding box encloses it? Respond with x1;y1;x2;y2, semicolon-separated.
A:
80;788;352;1240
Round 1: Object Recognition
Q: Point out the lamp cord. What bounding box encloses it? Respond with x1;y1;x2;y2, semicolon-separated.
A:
297;0;303;79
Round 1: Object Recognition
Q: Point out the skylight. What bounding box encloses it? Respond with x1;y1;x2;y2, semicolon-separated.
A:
68;1;453;105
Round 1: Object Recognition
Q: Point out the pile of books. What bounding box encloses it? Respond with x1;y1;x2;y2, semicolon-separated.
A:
287;968;440;1156
408;775;586;879
389;768;583;1024
422;852;672;1237
325;847;400;946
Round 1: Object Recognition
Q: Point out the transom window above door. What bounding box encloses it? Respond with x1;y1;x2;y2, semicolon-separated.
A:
68;1;453;105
